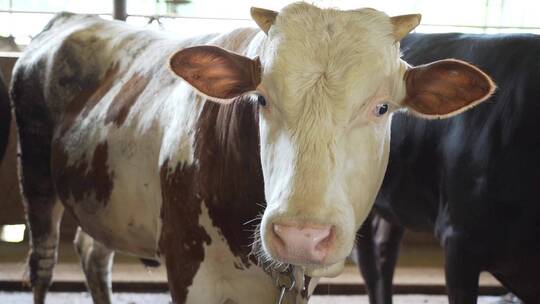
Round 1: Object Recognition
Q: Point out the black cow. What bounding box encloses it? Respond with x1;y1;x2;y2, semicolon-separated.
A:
0;70;10;161
356;33;540;304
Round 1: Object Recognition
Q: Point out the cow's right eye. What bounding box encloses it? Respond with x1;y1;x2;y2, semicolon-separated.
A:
374;103;389;117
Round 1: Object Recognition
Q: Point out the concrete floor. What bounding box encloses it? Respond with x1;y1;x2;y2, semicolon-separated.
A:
0;292;504;304
311;295;503;304
0;241;507;303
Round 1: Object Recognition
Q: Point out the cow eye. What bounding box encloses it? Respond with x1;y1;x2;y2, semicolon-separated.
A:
257;95;266;107
374;103;389;117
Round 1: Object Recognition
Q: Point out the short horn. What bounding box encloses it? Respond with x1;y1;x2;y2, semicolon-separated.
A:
390;14;421;41
250;7;278;35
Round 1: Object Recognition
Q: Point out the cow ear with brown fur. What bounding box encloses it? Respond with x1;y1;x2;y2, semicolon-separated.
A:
403;59;496;118
170;45;262;103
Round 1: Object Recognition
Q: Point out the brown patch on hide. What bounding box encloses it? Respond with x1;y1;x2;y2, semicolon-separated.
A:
158;98;265;301
194;98;264;267
158;159;211;303
170;45;262;100
403;59;495;117
59;63;120;136
105;73;150;126
51;141;114;207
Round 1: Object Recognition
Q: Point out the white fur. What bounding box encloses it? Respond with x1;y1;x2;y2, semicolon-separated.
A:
254;3;407;275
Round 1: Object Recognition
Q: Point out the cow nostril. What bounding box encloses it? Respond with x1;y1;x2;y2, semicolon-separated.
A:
272;225;286;245
316;228;334;249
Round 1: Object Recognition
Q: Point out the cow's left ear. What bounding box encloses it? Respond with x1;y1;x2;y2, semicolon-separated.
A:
403;59;495;118
170;45;262;103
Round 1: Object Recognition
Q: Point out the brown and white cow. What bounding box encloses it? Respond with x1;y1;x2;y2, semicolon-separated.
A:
10;3;494;304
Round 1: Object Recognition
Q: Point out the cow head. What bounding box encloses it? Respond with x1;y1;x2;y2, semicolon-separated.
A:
169;2;495;277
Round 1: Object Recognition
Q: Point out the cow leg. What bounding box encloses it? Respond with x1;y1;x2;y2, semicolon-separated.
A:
74;228;115;304
25;199;63;304
356;213;404;304
356;213;380;304
15;105;63;304
444;235;481;304
372;216;404;304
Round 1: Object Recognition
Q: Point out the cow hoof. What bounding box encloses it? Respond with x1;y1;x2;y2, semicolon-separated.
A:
493;293;523;304
139;258;161;268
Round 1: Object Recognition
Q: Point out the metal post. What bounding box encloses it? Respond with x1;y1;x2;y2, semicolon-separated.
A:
113;0;127;21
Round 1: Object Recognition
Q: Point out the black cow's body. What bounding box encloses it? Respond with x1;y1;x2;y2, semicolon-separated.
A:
0;70;10;161
356;33;540;304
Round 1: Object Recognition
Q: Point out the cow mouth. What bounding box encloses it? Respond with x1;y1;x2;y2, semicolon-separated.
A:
304;260;345;278
251;225;346;278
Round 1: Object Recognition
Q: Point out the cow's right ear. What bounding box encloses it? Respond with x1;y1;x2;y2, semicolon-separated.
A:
170;45;262;103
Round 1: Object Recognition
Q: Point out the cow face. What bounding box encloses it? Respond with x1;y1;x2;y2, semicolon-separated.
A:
170;2;495;277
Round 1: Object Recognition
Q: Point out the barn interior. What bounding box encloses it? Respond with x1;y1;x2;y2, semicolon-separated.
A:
1;0;538;303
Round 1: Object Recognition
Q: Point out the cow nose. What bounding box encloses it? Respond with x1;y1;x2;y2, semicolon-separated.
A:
271;222;335;264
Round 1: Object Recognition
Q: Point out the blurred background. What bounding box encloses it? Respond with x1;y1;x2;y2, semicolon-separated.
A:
0;1;537;303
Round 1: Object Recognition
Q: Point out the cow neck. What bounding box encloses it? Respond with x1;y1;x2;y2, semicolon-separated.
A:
194;97;264;267
196;98;313;302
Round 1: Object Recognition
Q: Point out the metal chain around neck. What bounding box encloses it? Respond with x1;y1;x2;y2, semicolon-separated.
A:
260;262;297;304
274;265;296;304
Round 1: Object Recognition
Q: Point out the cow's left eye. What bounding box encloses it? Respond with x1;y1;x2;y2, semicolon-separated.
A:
257;95;266;107
374;103;389;117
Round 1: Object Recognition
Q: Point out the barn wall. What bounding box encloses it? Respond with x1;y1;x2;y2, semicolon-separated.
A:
0;53;17;84
0;54;22;226
0;119;21;225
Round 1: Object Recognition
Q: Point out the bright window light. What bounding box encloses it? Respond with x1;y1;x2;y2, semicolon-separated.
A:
0;224;26;243
3;1;540;46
